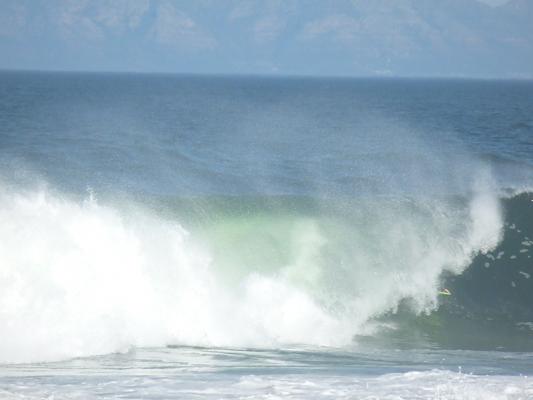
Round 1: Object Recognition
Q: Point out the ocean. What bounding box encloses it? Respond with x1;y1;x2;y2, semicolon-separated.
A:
1;71;533;399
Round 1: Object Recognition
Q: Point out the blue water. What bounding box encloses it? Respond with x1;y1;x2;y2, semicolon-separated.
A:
2;72;532;196
1;71;533;399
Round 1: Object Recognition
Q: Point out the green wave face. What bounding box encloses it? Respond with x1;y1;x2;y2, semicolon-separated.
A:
157;192;503;330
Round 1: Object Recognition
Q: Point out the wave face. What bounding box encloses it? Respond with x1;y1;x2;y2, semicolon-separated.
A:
0;183;505;363
361;192;533;351
436;192;533;350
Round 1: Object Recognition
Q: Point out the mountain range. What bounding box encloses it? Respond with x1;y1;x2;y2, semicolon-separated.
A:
1;0;531;77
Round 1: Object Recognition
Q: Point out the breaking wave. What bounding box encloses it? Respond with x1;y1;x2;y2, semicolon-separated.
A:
0;177;510;363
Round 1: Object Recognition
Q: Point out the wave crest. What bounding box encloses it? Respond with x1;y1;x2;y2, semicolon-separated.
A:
0;183;504;363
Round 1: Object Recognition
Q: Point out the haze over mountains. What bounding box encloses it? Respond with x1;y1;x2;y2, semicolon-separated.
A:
1;0;531;78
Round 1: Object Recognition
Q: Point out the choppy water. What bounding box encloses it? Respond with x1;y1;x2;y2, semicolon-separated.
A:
1;71;533;399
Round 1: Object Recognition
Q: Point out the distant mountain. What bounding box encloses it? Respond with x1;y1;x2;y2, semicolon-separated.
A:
0;0;531;78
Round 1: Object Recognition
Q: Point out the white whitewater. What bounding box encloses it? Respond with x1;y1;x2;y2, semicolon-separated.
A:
0;179;502;363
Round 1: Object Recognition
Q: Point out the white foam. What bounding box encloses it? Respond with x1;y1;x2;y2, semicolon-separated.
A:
0;187;352;362
0;182;504;363
0;369;531;400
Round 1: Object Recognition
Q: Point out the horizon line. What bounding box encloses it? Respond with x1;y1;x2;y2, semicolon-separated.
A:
1;68;532;82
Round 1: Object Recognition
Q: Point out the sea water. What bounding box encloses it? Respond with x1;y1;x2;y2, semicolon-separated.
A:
1;71;533;399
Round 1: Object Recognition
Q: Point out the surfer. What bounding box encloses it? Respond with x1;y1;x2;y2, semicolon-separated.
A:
438;288;451;296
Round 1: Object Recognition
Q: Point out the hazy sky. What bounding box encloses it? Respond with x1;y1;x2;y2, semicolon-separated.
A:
0;0;531;78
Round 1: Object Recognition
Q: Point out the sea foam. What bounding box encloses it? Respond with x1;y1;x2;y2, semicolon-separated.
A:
0;180;503;363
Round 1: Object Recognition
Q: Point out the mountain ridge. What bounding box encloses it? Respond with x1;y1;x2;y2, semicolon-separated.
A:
0;0;531;78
